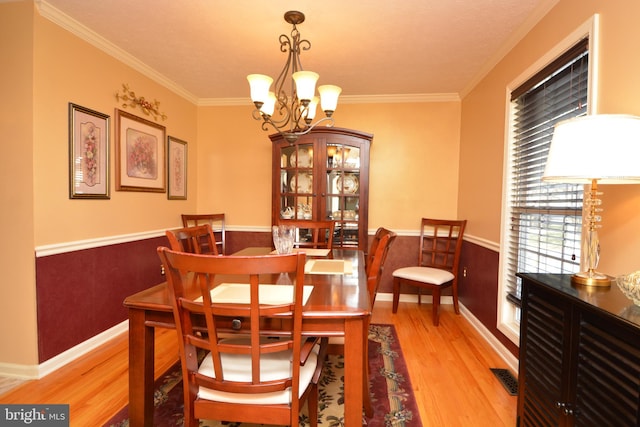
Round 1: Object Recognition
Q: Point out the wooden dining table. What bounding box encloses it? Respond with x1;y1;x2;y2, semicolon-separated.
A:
123;247;370;427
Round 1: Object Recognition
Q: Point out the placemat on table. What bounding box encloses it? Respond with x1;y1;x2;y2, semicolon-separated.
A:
304;259;353;275
196;283;313;305
270;248;331;257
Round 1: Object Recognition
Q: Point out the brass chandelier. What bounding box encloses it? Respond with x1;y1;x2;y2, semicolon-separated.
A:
247;11;342;144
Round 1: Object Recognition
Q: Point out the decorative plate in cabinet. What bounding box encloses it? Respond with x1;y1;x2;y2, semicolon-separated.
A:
336;173;359;194
290;173;313;193
289;148;312;168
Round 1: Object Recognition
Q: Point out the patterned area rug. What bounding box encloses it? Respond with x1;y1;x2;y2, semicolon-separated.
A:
105;324;421;426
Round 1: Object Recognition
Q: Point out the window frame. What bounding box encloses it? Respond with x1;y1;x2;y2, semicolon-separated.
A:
497;15;600;345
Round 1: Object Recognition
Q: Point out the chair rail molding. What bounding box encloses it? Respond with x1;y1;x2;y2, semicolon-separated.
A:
35;228;500;257
35;230;167;257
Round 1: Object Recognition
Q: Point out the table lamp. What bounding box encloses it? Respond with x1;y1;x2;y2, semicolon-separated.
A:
542;114;640;287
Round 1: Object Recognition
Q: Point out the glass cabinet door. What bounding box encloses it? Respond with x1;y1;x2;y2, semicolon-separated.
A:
326;143;361;247
277;143;315;221
271;128;372;250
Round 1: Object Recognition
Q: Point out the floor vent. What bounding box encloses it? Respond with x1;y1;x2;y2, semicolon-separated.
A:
490;368;518;396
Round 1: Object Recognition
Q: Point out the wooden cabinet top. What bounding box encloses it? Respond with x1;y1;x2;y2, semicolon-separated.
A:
269;126;374;144
517;273;640;329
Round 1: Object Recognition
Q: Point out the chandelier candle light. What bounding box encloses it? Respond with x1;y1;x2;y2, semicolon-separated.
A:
247;11;342;144
542;114;640;287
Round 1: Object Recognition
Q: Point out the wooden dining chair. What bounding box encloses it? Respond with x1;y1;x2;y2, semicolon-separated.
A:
181;213;226;255
366;228;398;308
327;227;397;417
157;247;326;427
365;227;393;284
166;224;219;255
392;218;466;326
280;220;335;249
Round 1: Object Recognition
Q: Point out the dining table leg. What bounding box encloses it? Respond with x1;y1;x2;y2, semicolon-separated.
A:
128;308;155;427
343;317;365;426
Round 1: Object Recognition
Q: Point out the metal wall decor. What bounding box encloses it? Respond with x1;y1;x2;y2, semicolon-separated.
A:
115;83;167;121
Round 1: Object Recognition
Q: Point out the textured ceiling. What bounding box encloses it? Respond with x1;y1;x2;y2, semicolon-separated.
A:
38;0;557;102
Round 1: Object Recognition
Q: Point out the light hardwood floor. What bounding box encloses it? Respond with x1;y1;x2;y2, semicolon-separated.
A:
0;301;517;426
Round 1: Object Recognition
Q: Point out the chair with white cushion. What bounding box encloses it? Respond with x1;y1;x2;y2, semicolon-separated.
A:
157;248;326;427
392;218;466;326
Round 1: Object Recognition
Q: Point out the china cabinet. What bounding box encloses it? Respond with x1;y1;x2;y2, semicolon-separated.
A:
516;273;640;427
271;127;373;250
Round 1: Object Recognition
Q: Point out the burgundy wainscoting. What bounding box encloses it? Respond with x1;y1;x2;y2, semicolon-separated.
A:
225;230;272;255
34;229;518;363
35;230;273;363
458;241;519;358
35;236;169;363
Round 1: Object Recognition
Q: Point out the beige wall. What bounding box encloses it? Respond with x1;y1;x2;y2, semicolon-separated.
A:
1;1;462;366
195;105;275;226
459;0;640;276
1;1;39;366
10;0;640;368
33;13;198;244
197;101;462;230
1;1;200;365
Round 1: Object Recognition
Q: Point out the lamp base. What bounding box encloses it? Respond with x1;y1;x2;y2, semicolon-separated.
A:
571;271;612;287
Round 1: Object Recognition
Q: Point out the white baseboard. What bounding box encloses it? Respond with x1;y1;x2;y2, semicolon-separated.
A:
459;304;519;373
0;321;128;380
376;292;518;373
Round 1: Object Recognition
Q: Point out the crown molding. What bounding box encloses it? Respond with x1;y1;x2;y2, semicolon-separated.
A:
341;93;460;104
36;0;199;104
460;0;560;98
37;1;460;108
198;92;460;107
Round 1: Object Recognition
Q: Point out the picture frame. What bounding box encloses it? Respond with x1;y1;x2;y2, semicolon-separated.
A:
69;103;110;199
115;109;166;192
167;136;187;200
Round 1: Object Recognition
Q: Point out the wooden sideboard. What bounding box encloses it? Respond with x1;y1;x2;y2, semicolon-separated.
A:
517;273;640;427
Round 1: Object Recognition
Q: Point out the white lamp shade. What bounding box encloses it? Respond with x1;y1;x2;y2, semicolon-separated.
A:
261;92;277;116
247;74;273;103
305;96;319;120
292;71;319;102
543;114;640;184
318;85;342;113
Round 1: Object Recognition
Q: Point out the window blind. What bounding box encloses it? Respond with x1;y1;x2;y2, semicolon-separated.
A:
506;38;589;306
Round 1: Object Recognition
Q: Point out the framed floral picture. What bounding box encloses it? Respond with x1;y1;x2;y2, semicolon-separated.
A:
69;103;110;199
115;109;166;192
167;136;187;200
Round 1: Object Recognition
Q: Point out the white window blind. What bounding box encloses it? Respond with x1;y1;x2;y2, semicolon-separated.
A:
506;39;589;307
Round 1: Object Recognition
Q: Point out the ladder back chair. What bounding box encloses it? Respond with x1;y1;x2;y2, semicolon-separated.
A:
157;248;326;427
181;213;226;255
279;220;335;250
366;228;398;308
166;224;219;255
392;218;466;326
